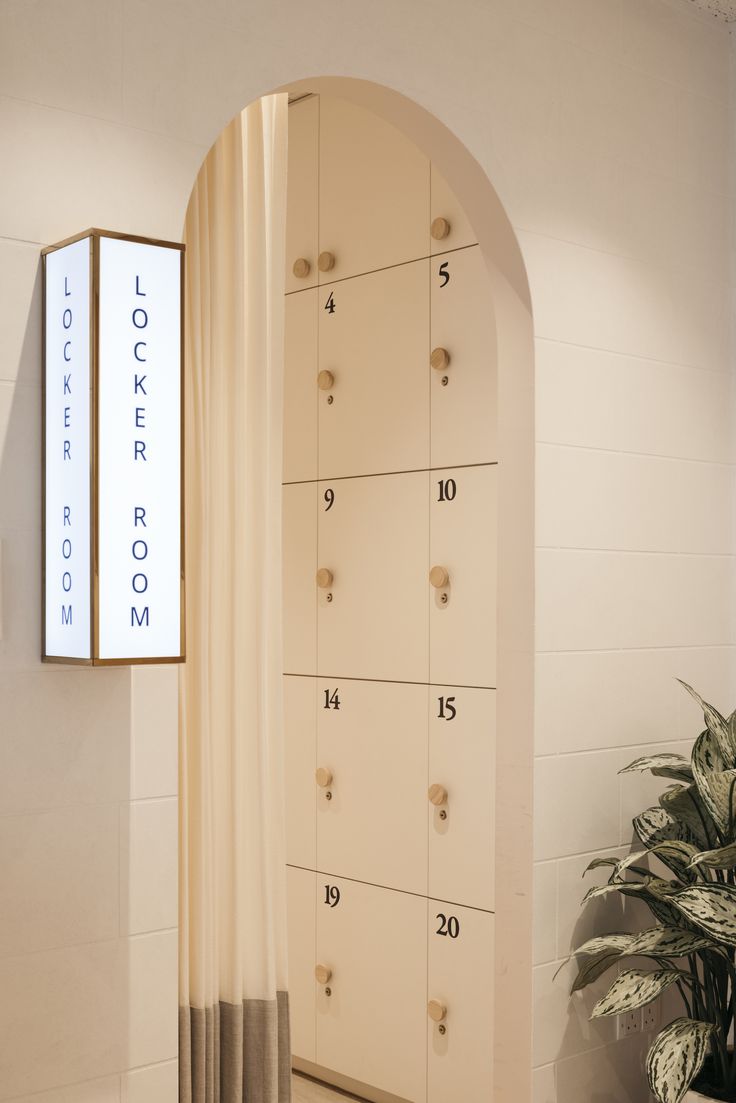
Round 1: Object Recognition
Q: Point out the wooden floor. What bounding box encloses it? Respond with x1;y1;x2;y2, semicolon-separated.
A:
292;1073;364;1102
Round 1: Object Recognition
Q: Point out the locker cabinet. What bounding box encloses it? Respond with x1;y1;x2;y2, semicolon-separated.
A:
427;903;494;1103
285;95;319;294
430;246;497;469
319;96;430;283
317;472;429;684
284;287;318;483
284;675;317;870
428;687;495;912
430;165;477;255
429;465;497;689
318;261;430;480
316;678;428;894
283;481;317;675
287;866;317;1063
315;878;428;1103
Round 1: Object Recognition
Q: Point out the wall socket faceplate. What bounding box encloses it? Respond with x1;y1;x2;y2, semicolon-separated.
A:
641;1002;660;1032
617;1009;641;1039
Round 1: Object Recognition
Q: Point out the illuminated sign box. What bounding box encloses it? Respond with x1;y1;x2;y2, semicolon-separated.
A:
42;229;185;665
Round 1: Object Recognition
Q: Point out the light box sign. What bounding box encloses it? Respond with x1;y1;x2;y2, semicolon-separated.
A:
42;229;185;665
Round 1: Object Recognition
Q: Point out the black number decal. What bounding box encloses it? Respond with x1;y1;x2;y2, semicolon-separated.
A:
323;688;341;710
437;478;456;502
324;884;341;908
438;261;450;288
438;696;456;721
324;488;335;511
325;291;336;314
436;913;460;938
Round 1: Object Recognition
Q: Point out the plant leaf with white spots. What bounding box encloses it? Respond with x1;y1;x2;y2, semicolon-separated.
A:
569;951;622;994
574;933;634;956
625;926;716;957
678;680;735;764
621;753;694;783
646;1018;714;1103
668;884;736;946
591;969;680;1018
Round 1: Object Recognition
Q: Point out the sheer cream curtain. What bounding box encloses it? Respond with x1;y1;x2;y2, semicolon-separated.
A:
179;95;290;1103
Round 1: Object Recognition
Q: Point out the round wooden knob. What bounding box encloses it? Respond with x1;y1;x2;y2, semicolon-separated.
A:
428;999;447;1022
428;783;448;806
315;964;332;985
292;257;311;278
316;767;333;788
429;565;449;589
430;347;451;372
316;568;333;589
318;251;336;272
317;370;334;391
431;217;451;241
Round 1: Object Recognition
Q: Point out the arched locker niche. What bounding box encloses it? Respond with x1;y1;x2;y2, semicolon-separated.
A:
283;92;496;1103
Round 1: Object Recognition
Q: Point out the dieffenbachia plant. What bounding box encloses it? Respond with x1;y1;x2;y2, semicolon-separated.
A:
570;681;736;1103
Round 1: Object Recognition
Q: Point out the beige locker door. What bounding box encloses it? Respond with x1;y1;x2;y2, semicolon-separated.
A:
429;465;497;689
284;675;317;870
427;902;494;1103
284;287;318;484
430;246;497;469
319;96;429;283
316;878;427;1102
317;472;429;683
287;865;317;1063
316;678;428;895
285;95;319;294
283;481;317;675
430;165;477;255
428;687;495;912
318;261;430;480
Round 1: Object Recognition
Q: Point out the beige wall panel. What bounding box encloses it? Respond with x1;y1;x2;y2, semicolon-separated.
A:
428;687;495;912
316;678;428;894
317;472;429;683
315;878;427;1102
283;481;318;675
287;866;317;1064
319;96;429;283
284;288;319;483
430;247;497;468
284;675;317;870
427;903;494;1103
286;96;319;293
429;465;497;688
318;262;430;479
430;166;477;254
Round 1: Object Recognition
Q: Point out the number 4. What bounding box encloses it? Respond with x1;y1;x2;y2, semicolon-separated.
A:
324;291;335;314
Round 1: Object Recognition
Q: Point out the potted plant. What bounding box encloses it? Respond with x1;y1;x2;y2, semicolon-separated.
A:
569;682;736;1103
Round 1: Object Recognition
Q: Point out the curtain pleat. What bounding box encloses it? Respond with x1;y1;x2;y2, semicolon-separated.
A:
179;94;290;1103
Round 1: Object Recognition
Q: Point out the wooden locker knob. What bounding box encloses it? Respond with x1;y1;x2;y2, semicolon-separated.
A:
430;347;451;372
428;999;447;1022
292;257;311;278
315;964;332;985
318;251;336;272
428;783;448;806
431;217;451;241
317;369;335;391
316;767;333;788
316;567;334;589
429;565;450;589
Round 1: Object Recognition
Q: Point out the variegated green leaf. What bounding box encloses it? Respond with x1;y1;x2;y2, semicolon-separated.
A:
691;728;736;835
646;1017;714;1103
625;926;715;958
678;680;735;764
570;950;622;993
668;883;736;946
591;968;680;1018
583;881;649;904
620;753;693;783
574;933;633;956
582;856;620;876
689;841;736;870
633;807;702;879
659;787;710;851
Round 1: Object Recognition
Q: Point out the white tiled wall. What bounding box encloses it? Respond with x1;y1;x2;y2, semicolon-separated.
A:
0;0;733;1101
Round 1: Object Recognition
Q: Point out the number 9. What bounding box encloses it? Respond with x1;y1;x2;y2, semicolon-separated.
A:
324;488;335;511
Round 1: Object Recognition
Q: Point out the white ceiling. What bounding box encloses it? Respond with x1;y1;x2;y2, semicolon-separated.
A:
688;0;736;20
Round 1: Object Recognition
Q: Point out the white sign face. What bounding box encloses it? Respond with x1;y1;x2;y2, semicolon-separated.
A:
97;237;182;660
44;239;92;659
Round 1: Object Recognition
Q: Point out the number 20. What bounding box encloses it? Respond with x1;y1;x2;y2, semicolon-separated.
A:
436;913;460;938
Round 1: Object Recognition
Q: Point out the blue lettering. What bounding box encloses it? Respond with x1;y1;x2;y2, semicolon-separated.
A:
134;374;147;396
62;308;72;329
63;374;71;395
61;605;72;625
63;341;71;362
131;606;149;627
134;507;146;527
134;441;146;461
132;308;148;329
64;407;70;428
64;277;71;297
135;275;146;297
132;540;148;560
63;506;71;526
134;342;147;362
62;571;71;592
135;407;145;428
132;573;148;594
63;440;71;460
62;539;71;559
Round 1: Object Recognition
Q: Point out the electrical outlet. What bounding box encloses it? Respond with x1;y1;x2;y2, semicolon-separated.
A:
617;1009;641;1038
642;1002;660;1032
